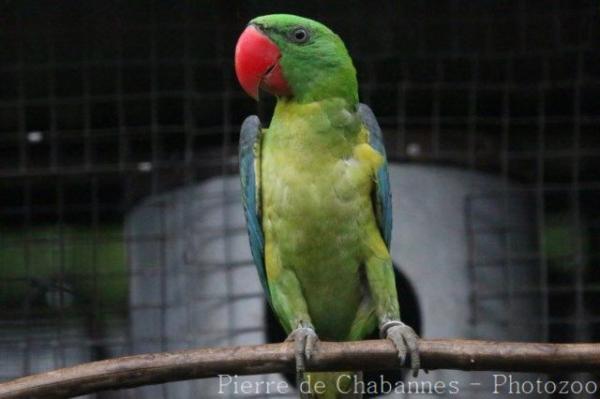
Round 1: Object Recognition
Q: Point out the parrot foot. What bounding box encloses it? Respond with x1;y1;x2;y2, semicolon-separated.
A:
381;320;420;377
285;324;319;373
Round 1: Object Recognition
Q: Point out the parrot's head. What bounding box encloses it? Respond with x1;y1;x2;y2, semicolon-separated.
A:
234;14;358;105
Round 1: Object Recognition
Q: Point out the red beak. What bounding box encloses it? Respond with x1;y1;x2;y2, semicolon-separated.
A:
234;25;291;100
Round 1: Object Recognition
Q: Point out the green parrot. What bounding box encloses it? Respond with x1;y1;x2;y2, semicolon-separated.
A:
235;14;420;398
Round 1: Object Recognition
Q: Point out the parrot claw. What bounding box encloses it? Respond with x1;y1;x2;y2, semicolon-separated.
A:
381;320;420;377
285;324;319;374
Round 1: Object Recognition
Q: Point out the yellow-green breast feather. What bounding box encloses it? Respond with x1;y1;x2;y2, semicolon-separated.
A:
261;99;386;340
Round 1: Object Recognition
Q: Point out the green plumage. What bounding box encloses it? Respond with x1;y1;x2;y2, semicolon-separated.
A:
262;99;396;341
239;14;405;398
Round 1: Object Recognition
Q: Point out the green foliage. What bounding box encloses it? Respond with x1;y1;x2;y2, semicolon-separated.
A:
0;225;127;318
543;213;589;273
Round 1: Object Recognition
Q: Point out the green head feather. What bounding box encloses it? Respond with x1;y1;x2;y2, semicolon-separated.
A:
250;14;358;106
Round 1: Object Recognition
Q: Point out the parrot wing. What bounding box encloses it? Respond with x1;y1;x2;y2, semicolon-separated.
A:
358;103;393;249
239;115;271;305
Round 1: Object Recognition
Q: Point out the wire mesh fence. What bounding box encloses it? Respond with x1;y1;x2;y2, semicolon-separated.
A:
0;0;599;397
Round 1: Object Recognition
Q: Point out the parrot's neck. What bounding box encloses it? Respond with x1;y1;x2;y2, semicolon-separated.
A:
272;97;357;123
267;97;363;157
272;97;361;131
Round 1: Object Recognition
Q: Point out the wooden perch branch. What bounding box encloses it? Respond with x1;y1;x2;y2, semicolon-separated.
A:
1;339;599;399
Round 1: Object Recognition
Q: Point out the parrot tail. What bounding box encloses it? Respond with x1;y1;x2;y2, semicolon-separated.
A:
302;371;363;398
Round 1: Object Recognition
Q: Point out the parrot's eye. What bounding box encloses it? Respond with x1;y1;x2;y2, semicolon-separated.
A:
288;27;310;44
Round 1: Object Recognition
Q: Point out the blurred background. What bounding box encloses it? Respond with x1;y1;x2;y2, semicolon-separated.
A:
0;1;599;398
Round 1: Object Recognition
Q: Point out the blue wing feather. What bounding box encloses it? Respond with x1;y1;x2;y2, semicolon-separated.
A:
239;115;271;305
358;104;393;249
